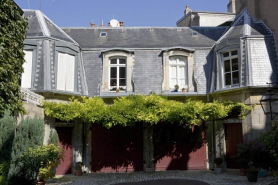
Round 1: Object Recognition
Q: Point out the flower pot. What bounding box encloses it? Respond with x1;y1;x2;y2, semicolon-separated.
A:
240;168;246;176
116;91;120;93
182;89;185;92
215;167;222;175
258;169;267;178
75;169;82;176
174;89;178;92
246;170;258;182
37;181;46;185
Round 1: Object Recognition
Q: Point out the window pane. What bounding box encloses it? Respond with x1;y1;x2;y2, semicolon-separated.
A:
110;79;117;87
110;58;117;64
177;56;187;64
224;60;231;72
119;67;126;78
119;59;126;64
225;73;231;86
231;50;238;56
65;54;75;92
232;58;238;71
170;66;177;78
178;66;185;78
119;79;126;86
223;52;229;58
21;50;33;89
169;57;177;64
232;72;239;85
110;67;117;78
179;78;186;88
170;79;177;89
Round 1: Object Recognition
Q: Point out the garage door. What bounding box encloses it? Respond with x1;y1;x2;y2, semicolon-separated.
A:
154;123;206;170
91;124;143;172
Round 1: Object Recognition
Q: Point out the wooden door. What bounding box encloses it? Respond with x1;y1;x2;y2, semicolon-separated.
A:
91;124;143;172
154;123;206;170
225;123;243;169
56;127;72;175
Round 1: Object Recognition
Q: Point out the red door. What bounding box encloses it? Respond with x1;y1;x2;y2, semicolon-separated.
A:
56;127;72;175
225;123;243;169
91;124;143;172
154;123;206;170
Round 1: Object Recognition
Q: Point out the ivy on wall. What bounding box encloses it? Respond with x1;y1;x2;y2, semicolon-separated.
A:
0;0;27;117
43;94;255;128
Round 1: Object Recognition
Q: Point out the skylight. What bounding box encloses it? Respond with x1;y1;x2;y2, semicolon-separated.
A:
100;32;107;37
191;32;198;36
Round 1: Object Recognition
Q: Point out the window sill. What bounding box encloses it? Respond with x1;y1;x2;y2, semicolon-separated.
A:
99;91;134;98
163;91;200;96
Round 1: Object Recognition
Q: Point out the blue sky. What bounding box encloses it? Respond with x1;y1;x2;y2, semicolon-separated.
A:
15;0;230;27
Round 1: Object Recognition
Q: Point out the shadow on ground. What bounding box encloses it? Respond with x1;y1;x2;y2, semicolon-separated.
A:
114;179;209;185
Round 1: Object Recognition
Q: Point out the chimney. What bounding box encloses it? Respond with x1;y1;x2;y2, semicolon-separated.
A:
227;0;235;13
108;22;111;27
120;21;123;27
184;5;191;15
101;20;104;27
90;22;95;27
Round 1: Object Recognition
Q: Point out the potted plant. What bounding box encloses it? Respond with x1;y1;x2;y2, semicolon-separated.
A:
182;88;186;92
116;88;120;93
174;84;179;92
75;161;84;176
246;162;258;182
214;158;223;175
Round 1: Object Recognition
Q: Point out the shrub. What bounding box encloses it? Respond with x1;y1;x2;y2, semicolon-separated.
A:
214;158;223;167
0;111;16;185
8;116;44;185
48;129;59;147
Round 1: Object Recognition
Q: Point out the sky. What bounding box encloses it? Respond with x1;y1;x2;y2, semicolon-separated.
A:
14;0;230;27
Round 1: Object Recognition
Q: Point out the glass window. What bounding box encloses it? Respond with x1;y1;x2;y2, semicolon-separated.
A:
109;58;126;91
169;56;188;90
222;50;239;87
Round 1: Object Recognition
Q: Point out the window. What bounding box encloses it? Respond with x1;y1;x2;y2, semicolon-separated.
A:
169;56;188;90
57;52;75;92
109;58;126;91
21;50;33;88
222;50;239;87
100;32;107;37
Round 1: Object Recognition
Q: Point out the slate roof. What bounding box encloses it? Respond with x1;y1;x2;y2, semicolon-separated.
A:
23;10;78;44
61;27;228;49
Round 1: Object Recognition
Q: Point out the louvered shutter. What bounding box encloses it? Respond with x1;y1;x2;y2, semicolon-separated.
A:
57;52;66;91
65;54;75;92
21;50;33;88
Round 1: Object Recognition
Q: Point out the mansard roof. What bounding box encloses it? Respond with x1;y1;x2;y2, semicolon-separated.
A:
61;27;228;49
23;10;78;45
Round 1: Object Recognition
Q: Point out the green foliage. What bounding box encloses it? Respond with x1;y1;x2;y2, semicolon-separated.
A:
43;94;254;129
13;144;64;184
0;111;16;185
259;130;278;168
0;0;28;117
47;129;59;147
214;158;223;167
8;116;44;184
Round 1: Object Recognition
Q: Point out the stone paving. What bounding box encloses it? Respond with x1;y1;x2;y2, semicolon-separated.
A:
47;170;278;185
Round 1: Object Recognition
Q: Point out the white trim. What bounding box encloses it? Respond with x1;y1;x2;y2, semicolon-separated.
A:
108;57;127;92
35;10;50;37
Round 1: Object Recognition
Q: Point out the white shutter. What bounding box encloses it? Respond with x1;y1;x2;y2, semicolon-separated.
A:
21;50;33;88
178;66;186;88
65;54;75;92
57;52;66;91
170;66;177;89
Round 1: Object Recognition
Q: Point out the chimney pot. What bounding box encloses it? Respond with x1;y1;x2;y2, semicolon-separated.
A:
90;22;95;27
101;20;104;27
108;22;111;27
120;20;124;27
184;5;191;15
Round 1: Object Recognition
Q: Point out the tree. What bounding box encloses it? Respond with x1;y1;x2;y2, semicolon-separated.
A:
0;0;27;117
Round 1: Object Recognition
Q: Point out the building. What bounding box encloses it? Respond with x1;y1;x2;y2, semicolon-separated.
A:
19;0;278;174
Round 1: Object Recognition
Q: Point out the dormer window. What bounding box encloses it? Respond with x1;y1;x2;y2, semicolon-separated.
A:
109;58;126;91
169;56;188;91
100;32;107;37
222;50;239;87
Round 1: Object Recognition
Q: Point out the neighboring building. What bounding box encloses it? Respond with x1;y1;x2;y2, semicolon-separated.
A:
18;0;278;174
176;5;235;27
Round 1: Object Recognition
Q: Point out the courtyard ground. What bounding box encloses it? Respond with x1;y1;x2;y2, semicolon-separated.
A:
47;170;278;185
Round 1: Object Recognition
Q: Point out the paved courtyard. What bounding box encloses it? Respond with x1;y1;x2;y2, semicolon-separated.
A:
47;170;278;185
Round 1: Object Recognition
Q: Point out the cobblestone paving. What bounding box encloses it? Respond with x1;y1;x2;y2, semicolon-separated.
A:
47;170;278;185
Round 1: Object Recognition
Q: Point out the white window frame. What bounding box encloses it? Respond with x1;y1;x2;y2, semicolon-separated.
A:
108;57;127;92
169;56;188;91
221;50;239;87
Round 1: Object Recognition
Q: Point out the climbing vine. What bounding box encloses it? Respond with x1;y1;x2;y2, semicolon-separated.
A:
0;0;27;117
43;94;254;128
